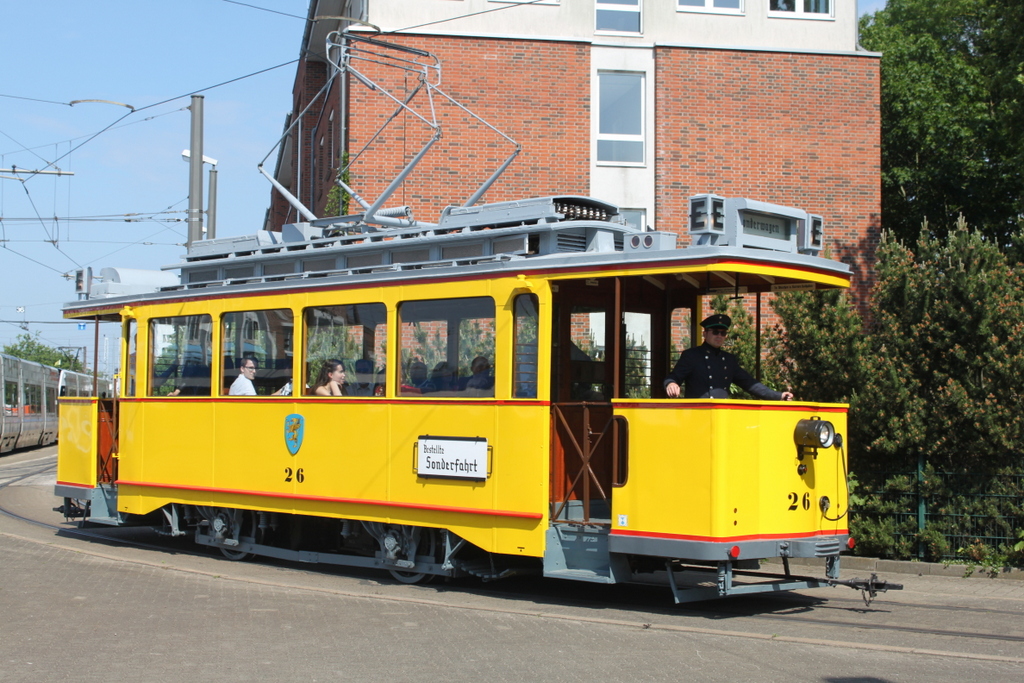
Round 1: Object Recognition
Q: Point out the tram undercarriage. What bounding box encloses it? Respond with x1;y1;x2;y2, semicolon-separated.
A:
55;497;895;604
154;503;536;584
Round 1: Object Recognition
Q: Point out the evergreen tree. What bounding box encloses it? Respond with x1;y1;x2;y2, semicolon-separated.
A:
855;219;1024;473
766;289;866;404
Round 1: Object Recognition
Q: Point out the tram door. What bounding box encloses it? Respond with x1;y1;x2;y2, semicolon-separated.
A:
550;279;626;525
550;276;672;525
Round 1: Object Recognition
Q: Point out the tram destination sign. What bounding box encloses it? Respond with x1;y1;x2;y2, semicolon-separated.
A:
690;195;814;253
740;211;790;241
417;436;488;481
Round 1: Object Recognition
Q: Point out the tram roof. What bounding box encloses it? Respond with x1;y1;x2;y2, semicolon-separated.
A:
62;195;850;321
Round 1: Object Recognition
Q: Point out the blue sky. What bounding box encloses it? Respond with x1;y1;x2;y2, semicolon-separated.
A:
0;0;887;372
0;1;308;370
860;0;888;16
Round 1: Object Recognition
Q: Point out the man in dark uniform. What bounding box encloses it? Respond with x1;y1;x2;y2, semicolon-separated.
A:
664;314;793;400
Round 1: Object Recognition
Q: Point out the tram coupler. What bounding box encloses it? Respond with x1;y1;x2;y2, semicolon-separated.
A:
828;573;903;606
53;498;88;521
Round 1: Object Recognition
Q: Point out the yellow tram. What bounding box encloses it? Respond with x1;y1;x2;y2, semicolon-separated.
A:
56;192;856;602
53;35;879;603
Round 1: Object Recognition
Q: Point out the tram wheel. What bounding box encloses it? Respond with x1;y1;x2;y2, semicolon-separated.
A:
211;508;255;561
388;568;434;584
219;546;254;562
385;526;439;585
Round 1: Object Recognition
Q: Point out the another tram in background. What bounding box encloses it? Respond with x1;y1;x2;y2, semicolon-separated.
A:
53;36;893;603
1;353;110;454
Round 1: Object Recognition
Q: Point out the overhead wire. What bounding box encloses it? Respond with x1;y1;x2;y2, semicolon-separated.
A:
0;107;188;158
4;58;297;274
0;243;69;275
0;210;187;224
385;0;549;35
3;0;547;278
220;0;306;21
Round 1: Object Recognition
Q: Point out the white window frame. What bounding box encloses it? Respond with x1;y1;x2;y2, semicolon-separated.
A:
620;208;648;232
676;0;744;16
767;0;834;19
596;71;646;167
596;0;642;35
488;0;560;5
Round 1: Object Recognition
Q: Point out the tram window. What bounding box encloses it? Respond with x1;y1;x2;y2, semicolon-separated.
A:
24;384;42;414
125;319;137;397
623;312;652;398
569;306;609;401
398;297;495;397
45;387;57;413
514;294;539;398
149;315;214;397
668;307;693;370
663;307;696;393
222;309;294;396
4;381;18;415
304;304;387;397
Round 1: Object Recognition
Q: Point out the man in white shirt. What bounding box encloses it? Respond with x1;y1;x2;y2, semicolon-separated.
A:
229;359;290;396
228;359;259;395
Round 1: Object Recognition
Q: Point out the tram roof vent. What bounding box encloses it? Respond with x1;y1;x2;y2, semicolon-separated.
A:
185;231;283;259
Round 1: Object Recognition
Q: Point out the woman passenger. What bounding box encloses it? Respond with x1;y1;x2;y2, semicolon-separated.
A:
311;359;346;396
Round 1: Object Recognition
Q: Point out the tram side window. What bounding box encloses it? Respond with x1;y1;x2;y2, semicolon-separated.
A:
398;297;495;397
304;304;387;397
623;312;652;398
24;384;42;415
45;387;57;413
668;307;693;372
4;381;18;416
514;294;539;399
222;309;294;396
125;319;137;397
569;306;609;401
149;315;214;397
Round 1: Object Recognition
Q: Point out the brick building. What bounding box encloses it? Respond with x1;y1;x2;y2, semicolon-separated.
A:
268;0;880;304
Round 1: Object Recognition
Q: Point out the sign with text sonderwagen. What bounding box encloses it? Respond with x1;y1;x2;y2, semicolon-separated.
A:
417;436;488;481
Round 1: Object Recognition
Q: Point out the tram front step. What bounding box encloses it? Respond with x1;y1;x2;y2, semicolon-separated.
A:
543;525;631;584
458;558;539;581
543;567;620;584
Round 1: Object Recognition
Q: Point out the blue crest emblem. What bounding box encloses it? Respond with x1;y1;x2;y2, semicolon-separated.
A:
284;414;304;455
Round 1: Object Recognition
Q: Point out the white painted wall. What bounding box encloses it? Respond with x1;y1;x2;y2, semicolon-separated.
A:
362;0;859;53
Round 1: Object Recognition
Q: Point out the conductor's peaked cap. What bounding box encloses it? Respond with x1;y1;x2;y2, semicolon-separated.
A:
700;314;732;329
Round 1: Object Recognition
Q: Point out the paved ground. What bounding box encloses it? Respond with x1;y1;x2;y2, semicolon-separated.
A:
3;447;1024;682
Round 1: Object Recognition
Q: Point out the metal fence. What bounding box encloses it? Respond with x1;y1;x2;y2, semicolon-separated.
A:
854;470;1024;561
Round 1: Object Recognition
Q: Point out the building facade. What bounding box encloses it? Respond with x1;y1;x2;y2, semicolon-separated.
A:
269;0;879;302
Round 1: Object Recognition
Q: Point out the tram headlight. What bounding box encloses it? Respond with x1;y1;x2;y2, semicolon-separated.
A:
794;418;835;449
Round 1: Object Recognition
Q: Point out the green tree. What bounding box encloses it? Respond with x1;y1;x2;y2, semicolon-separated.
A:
855;220;1024;474
709;294;775;398
860;0;1024;243
323;153;351;218
2;332;84;371
766;288;867;404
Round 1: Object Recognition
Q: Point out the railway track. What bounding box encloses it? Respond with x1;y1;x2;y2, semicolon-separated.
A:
3;453;1024;663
